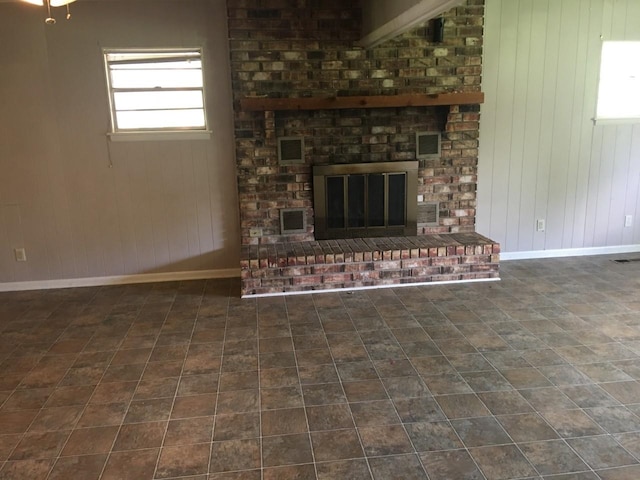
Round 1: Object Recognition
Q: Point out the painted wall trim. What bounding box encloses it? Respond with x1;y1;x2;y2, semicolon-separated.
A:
107;130;213;142
0;268;240;293
242;277;500;298
500;245;640;261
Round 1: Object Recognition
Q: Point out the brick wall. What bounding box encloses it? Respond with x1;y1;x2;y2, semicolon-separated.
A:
227;0;484;246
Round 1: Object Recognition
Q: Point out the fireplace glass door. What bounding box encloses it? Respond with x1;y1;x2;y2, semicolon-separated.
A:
314;161;417;240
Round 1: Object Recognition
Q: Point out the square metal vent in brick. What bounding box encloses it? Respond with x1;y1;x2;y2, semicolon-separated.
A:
280;208;307;234
417;201;439;226
416;131;441;159
278;137;304;164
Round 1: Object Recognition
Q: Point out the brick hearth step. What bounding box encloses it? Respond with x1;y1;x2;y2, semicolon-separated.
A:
240;233;500;296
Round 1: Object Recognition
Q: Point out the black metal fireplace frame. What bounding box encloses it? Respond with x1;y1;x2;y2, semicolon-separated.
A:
313;161;418;240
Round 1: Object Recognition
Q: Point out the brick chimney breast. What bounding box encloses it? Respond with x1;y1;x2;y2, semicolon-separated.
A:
228;0;484;246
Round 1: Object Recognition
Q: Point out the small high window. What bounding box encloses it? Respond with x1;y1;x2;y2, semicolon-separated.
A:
596;41;640;124
104;49;208;134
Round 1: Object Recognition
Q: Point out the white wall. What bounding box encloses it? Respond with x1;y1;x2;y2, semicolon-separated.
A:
0;0;240;284
478;0;640;254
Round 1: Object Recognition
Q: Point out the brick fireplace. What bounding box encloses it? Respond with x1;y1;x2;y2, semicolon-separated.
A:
227;0;499;296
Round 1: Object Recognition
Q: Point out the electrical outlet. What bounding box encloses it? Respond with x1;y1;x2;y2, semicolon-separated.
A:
14;248;27;262
249;228;262;237
536;219;545;232
625;215;633;227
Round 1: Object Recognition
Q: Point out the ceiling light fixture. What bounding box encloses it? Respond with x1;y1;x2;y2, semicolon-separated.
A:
22;0;77;25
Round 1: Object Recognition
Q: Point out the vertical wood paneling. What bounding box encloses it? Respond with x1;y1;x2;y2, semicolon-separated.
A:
607;126;633;245
111;143;142;276
0;206;24;281
0;207;14;280
181;145;202;268
624;0;640;38
584;125;604;246
0;0;239;284
569;0;604;247
120;143;156;274
503;0;532;250
148;146;175;271
531;0;561;251
479;0;519;245
518;0;547;251
560;0;590;247
632;126;640;242
623;1;640;242
545;0;580;249
593;126;617;245
475;0;500;237
192;143;216;256
479;0;640;253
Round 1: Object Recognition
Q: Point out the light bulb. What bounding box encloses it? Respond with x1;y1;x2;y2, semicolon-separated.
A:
50;0;76;6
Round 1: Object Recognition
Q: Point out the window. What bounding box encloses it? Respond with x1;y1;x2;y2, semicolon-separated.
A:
596;41;640;124
104;49;209;137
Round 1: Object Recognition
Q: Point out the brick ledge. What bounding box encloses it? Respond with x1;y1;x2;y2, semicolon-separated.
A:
241;233;500;296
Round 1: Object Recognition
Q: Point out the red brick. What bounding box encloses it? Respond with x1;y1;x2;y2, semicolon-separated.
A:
374;261;402;270
344;263;375;272
323;273;353;284
402;258;431;269
430;257;460;266
442;265;471;274
282;266;313;276
471;264;499;273
312;264;344;274
411;267;441;276
261;278;291;288
252;269;280;278
292;275;324;285
352;271;381;281
460;255;490;265
432;274;462;282
380;270;411;279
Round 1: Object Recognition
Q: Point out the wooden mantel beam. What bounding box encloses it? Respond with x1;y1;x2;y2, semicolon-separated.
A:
240;92;484;112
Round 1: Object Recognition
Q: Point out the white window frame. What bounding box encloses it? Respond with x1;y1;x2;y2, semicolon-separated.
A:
595;41;640;125
104;48;211;141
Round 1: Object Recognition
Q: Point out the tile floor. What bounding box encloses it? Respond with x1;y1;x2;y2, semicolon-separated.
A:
1;254;640;479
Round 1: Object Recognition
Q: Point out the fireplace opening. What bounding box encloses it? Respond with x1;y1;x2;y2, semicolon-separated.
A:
313;161;418;240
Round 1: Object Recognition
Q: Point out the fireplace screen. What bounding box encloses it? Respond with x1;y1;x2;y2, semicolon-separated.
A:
313;161;418;240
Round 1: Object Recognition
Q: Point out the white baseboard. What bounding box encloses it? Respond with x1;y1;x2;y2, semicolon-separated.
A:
0;268;240;292
243;277;501;298
6;244;638;293
500;245;640;261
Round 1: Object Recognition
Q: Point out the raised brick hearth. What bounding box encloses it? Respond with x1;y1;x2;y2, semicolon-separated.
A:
241;232;499;296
